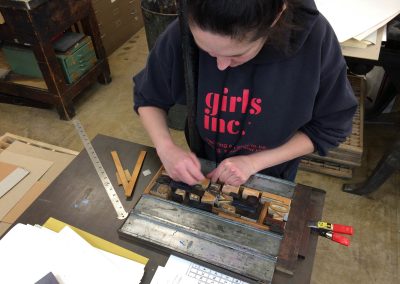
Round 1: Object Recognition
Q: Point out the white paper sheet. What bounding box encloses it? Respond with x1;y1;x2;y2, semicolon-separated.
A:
151;266;198;284
0;224;144;284
315;0;400;42
155;255;249;284
341;26;385;60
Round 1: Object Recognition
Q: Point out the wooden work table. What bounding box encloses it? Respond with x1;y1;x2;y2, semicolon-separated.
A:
11;134;325;283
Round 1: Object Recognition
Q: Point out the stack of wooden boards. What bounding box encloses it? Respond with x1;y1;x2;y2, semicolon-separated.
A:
0;133;77;237
299;75;365;178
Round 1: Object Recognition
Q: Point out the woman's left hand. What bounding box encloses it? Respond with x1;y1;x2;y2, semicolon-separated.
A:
207;155;256;186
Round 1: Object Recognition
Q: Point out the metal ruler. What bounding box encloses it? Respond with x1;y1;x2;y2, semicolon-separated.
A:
72;119;128;219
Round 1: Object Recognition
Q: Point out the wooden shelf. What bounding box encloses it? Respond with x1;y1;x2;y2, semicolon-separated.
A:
0;0;111;120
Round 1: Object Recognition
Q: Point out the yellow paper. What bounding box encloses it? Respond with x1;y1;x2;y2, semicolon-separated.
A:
43;217;148;265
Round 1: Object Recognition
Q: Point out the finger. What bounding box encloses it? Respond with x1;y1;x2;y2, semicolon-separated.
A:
218;164;237;183
180;157;204;182
188;161;205;182
224;175;242;186
179;168;200;185
189;152;202;169
177;161;203;185
207;168;219;183
214;163;230;182
187;168;205;185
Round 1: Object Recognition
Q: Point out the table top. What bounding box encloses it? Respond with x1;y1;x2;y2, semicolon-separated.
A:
13;134;325;284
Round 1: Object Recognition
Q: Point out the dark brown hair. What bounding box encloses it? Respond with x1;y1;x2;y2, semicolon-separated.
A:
187;0;301;49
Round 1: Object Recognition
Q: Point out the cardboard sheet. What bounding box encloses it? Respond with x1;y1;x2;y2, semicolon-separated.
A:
2;180;49;224
0;221;11;237
0;151;52;220
341;26;385;60
6;140;76;184
0;161;30;198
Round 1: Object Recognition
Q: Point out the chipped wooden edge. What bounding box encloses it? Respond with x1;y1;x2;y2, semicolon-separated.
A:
0;132;79;156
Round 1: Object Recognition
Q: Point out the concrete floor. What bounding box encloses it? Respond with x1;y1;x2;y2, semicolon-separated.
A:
0;29;399;283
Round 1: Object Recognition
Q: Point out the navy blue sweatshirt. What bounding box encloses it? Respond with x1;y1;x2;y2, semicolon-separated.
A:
133;0;358;180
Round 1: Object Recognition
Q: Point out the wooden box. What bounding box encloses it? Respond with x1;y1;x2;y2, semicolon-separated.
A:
1;44;43;78
119;162;323;283
143;167;292;234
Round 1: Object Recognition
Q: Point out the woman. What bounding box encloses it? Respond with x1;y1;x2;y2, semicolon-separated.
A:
133;0;357;186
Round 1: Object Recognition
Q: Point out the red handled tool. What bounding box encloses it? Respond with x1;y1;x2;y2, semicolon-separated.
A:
308;221;354;246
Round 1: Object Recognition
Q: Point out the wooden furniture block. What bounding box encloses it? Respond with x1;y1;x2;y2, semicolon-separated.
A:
111;150;129;192
242;187;261;199
125;150;147;197
0;0;111;120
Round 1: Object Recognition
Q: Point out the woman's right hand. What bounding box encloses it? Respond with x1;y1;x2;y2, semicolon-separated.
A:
137;106;204;185
157;142;205;185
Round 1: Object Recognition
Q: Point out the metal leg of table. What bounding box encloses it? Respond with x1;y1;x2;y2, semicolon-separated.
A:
343;136;400;195
366;72;398;120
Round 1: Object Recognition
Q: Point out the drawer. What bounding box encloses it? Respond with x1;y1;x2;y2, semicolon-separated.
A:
62;54;97;83
63;39;96;68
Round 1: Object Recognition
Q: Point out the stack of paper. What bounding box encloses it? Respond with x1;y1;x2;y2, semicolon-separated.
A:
315;0;400;60
0;133;78;237
0;222;145;283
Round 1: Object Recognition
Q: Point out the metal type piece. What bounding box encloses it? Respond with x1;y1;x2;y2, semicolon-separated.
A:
220;203;236;214
242;188;261;199
156;175;171;184
231;199;258;217
208;182;221;192
201;191;217;205
150;183;171;199
170;180;205;197
189;193;200;202
119;195;281;282
221;184;240;195
198;178;211;190
174;188;186;202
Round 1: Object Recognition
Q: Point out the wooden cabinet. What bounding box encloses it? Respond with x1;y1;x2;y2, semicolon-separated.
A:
0;0;111;120
92;0;144;55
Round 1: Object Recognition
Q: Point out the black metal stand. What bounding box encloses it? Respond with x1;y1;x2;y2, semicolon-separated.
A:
343;70;399;195
343;15;400;195
343;134;400;195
